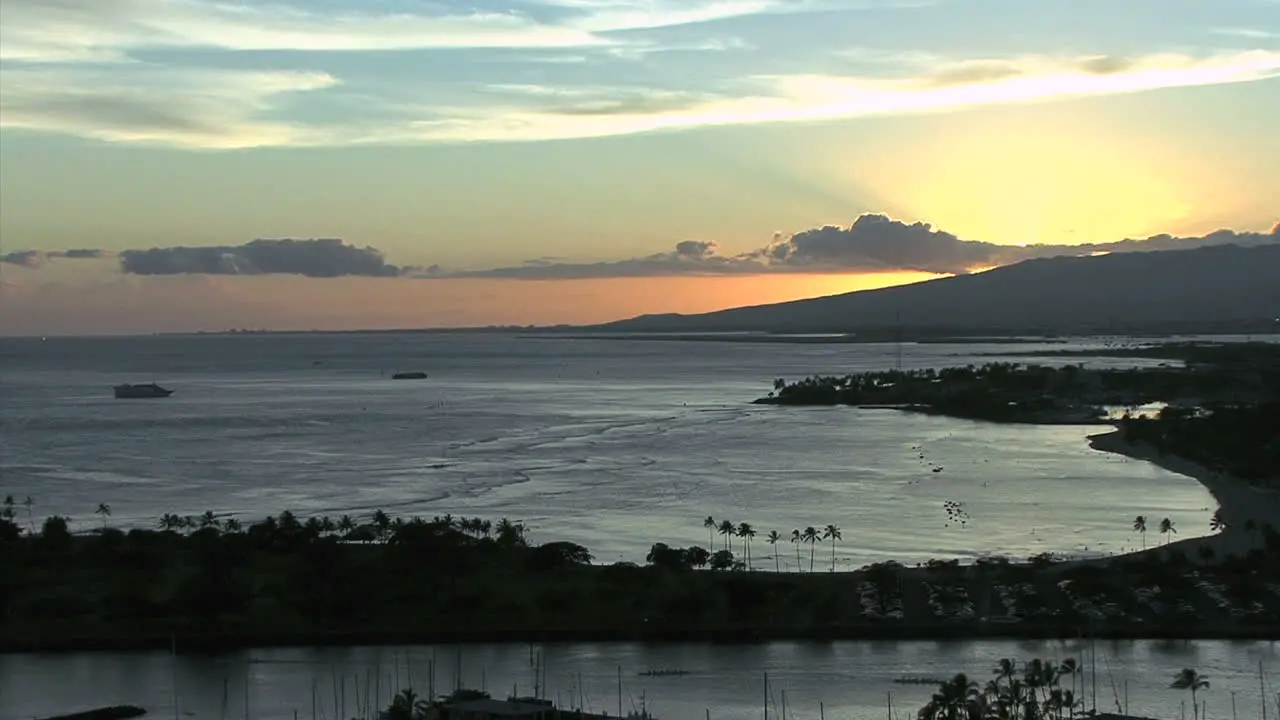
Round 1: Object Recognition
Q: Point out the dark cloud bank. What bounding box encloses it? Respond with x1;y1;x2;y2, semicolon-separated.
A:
0;248;106;267
446;215;1280;279
3;216;1277;279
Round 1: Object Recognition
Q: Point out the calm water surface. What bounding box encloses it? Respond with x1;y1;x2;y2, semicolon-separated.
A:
0;333;1250;565
2;640;1278;720
2;333;1279;717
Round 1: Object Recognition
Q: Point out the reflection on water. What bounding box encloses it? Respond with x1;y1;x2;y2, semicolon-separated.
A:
2;640;1277;720
0;336;1218;567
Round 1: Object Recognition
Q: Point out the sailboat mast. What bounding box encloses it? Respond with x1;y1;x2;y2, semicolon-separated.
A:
1090;621;1098;714
1263;660;1269;720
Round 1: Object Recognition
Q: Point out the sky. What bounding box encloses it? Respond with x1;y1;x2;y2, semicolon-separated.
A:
1;0;1278;335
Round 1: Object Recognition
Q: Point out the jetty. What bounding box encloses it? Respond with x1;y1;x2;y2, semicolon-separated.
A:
37;707;146;720
637;668;689;677
438;697;654;719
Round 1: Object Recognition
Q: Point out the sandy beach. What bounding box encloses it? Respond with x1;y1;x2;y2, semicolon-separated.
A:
1088;427;1280;558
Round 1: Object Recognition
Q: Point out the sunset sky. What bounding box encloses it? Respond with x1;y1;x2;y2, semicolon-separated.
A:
1;0;1277;335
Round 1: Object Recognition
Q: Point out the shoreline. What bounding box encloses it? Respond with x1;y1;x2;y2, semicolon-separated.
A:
5;622;1278;655
1086;427;1280;557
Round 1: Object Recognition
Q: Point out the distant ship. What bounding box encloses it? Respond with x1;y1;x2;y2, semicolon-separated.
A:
113;383;174;399
391;371;428;380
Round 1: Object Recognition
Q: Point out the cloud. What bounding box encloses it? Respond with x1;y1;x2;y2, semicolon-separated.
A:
11;218;1276;281
118;238;402;278
1212;27;1279;40
0;66;336;148
1;248;107;267
431;216;1280;279
439;240;766;279
5;40;1278;149
0;0;610;63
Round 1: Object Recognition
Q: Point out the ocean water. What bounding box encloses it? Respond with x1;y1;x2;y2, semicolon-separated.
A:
0;332;1240;566
2;639;1278;720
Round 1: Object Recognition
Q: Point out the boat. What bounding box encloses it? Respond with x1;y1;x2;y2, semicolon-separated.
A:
391;371;428;380
113;383;174;399
637;668;689;677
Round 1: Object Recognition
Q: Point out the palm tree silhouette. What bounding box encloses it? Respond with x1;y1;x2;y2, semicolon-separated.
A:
703;516;716;549
823;524;842;572
802;526;820;573
920;673;980;720
23;496;35;533
223;518;242;533
992;658;1018;691
372;510;391;541
337;514;356;537
790;529;802;572
1170;668;1209;720
717;519;735;554
1209;510;1226;533
736;522;756;570
1133;515;1147;550
95;503;111;530
765;530;782;572
383;687;431;719
1159;517;1177;545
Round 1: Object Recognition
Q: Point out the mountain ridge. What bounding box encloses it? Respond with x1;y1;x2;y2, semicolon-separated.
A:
585;243;1280;337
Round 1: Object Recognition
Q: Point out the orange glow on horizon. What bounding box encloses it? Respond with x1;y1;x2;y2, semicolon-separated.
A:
224;271;947;330
0;270;947;335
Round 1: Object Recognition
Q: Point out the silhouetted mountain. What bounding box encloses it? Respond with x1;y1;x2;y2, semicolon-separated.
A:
589;244;1280;337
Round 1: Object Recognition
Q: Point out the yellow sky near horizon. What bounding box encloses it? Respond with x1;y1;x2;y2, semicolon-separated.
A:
0;269;945;336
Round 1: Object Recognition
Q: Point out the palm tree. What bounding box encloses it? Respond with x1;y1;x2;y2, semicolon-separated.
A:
381;687;430;720
95;503;111;530
703;516;716;549
717;519;735;554
1133;515;1148;550
736;522;756;570
1159;517;1177;545
337;514;356;537
1059;658;1080;716
823;523;842;572
1170;668;1209;720
223;518;242;533
1209;510;1226;533
992;658;1018;690
765;530;782;572
23;496;35;533
802;526;820;573
919;673;980;720
790;529;802;571
372;510;391;541
199;510;218;529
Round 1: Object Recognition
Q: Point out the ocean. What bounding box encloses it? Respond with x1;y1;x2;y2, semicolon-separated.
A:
4;332;1277;719
0;332;1235;566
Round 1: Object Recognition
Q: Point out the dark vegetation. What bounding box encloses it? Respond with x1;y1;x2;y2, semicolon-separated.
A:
913;660;1212;720
2;503;1279;652
761;342;1280;428
5;343;1278;652
1121;402;1280;486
